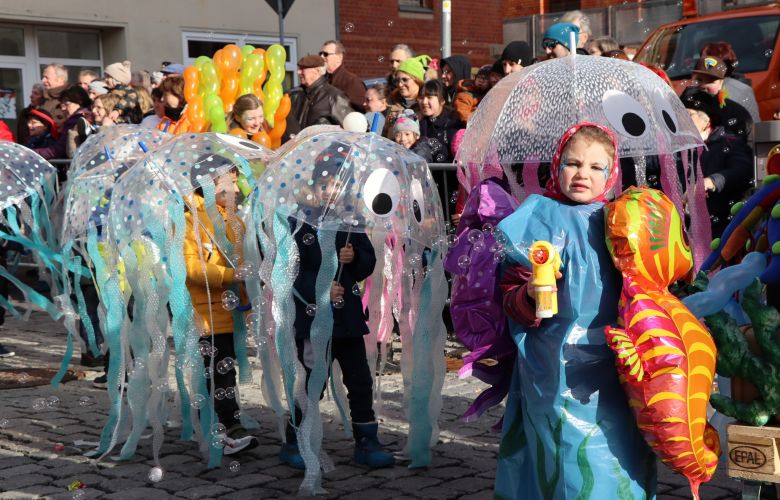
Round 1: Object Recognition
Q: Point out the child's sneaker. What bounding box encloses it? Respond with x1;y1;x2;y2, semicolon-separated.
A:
223;424;258;455
92;373;107;389
223;435;259;456
278;442;306;470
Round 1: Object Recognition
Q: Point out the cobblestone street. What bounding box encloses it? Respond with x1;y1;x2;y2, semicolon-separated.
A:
0;311;745;499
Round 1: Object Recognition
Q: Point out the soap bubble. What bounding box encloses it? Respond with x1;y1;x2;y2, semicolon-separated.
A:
467;229;484;245
72;490;85;500
352;284;362;296
446;234;459;247
0;418;8;428
204;366;213;379
457;255;471;269
148;466;164;482
386;20;394;27
32;398;46;410
481;223;494;234
332;297;345;309
225;387;235;399
18;372;30;384
229;460;241;472
245;313;259;330
221;290;240;311
217;357;235;375
493;251;506;264
53;442;65;452
78;396;91;407
461;39;468;45
472;240;486;253
191;393;206;409
46;396;60;409
490;242;504;253
766;49;774;58
211;434;226;448
302;233;316;245
211;423;227;436
344;22;355;32
233;410;241;420
234;262;255;279
306;304;317;316
495;232;508;245
377;56;385;63
215;388;226;400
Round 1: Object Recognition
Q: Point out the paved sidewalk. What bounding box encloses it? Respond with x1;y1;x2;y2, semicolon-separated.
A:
0;311;745;499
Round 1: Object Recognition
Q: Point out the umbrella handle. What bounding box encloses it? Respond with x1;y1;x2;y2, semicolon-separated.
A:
333;227;352;285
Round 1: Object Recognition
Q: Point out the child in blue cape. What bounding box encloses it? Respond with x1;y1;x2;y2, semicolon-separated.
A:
495;123;656;499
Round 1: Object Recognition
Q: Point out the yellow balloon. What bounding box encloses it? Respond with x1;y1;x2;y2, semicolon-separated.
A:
262;44;287;127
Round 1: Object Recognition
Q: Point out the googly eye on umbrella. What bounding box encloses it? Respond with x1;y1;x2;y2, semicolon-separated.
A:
87;132;271;469
244;130;447;492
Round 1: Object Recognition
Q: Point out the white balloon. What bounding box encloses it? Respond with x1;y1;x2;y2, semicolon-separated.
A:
342;112;368;132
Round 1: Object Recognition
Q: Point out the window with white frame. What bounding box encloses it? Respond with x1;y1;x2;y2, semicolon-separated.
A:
182;32;298;89
0;24;102;132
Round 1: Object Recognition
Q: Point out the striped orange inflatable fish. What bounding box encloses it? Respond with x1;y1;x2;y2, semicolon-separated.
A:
604;188;720;499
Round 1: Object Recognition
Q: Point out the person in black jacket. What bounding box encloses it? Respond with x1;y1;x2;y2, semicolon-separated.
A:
419;80;465;163
279;163;394;471
290;54;352;129
682;88;753;238
440;55;471;105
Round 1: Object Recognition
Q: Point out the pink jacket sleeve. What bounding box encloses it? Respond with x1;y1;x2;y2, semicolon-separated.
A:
500;264;541;328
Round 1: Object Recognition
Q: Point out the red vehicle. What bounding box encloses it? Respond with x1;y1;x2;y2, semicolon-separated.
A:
634;3;780;120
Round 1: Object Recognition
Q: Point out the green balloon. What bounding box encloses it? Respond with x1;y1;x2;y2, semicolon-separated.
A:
208;103;227;133
241;44;256;57
194;56;212;68
203;94;222;114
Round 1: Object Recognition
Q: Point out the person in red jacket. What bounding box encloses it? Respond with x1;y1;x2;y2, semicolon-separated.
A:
0;120;14;142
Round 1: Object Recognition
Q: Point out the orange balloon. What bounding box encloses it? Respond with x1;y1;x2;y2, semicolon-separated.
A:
223;44;243;73
229;127;246;137
213;49;225;71
190;117;208;133
251;130;272;147
183;66;200;103
186;96;205;124
220;74;240;113
268;94;291;149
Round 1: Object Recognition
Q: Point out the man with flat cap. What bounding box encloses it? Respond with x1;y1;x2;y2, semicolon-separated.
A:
290;54;352;129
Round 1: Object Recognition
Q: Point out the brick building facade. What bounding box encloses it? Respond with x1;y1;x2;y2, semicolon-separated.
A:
339;0;640;80
338;0;504;80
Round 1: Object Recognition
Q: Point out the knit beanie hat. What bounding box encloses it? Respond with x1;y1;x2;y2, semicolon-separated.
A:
397;55;431;83
105;61;132;85
501;41;533;67
393;109;420;136
543;23;579;50
88;80;109;96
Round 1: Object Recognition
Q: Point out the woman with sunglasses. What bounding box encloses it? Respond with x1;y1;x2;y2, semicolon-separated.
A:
383;54;430;138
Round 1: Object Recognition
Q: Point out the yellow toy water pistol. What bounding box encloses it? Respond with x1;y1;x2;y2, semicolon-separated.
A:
529;241;562;318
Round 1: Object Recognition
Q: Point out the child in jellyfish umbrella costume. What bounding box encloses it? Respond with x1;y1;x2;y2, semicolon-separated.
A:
495;123;656;499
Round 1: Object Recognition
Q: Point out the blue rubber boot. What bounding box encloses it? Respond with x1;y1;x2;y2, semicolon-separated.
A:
279;421;305;470
352;422;395;469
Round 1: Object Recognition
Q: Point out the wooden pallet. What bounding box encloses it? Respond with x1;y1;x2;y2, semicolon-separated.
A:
728;424;780;484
